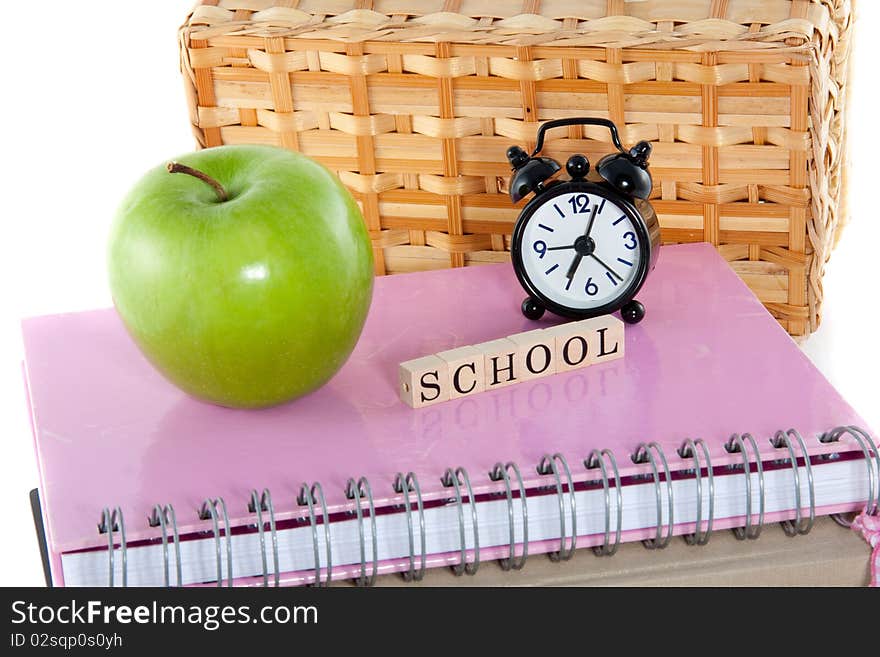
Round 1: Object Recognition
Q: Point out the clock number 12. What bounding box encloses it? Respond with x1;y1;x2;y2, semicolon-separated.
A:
568;194;589;214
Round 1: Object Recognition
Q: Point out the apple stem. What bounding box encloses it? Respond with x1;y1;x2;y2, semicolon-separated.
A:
166;162;228;202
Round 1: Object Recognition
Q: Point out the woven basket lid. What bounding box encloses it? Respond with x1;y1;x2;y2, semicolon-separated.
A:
184;1;842;50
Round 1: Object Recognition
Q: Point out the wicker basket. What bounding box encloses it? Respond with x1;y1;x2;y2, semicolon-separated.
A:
179;0;853;338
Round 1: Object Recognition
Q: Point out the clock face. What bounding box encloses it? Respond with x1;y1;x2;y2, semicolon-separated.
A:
517;189;644;312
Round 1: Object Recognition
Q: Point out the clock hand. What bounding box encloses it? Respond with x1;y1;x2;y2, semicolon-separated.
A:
565;254;584;283
564;206;600;284
584;205;598;239
590;253;624;281
546;244;576;251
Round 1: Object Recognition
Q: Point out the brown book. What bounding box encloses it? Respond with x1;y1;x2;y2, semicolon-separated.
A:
369;518;870;587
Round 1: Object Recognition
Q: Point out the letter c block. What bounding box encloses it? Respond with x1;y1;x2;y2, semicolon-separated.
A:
437;346;485;399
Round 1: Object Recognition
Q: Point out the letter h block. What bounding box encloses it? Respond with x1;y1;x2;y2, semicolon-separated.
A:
477;338;520;390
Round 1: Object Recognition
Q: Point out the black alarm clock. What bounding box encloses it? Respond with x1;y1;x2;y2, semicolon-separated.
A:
506;117;660;324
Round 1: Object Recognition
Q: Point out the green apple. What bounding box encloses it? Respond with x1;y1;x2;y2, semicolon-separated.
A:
107;145;374;408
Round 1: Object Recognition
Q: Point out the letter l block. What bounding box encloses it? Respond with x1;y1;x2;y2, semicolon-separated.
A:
588;315;625;365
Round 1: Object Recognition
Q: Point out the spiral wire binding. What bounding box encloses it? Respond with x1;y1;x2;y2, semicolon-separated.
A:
393;472;426;582
489;461;529;570
346;477;378;587
441;466;480;575
819;425;879;526
248;489;280;586
585;449;623;556
198;497;233;587
725;433;765;540
770;429;815;536
678;439;714;546
632;443;674;549
97;507;127;587
298;482;332;586
148;504;182;587
92;425;880;587
537;453;577;561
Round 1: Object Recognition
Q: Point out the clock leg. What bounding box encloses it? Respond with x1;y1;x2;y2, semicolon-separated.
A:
621;299;646;324
521;297;545;320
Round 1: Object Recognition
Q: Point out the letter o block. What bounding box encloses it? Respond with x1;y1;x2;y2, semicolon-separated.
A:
545;322;593;373
507;329;556;382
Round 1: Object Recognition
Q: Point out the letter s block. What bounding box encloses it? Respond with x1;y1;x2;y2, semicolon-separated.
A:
399;355;450;408
437;346;485;400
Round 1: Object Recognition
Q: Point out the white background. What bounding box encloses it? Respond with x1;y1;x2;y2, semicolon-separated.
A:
0;3;877;586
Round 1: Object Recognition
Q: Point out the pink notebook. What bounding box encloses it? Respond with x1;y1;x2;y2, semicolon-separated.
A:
23;243;879;587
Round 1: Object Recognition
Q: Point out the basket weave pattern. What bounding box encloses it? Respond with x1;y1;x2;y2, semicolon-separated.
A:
180;0;853;337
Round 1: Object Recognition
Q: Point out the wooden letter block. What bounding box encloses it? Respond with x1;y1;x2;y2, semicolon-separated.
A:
507;329;556;382
398;355;449;408
587;315;625;365
544;322;593;373
398;318;626;408
476;338;520;390
437;346;485;399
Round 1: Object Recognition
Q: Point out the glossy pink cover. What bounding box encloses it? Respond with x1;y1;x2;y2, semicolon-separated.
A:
23;243;871;563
